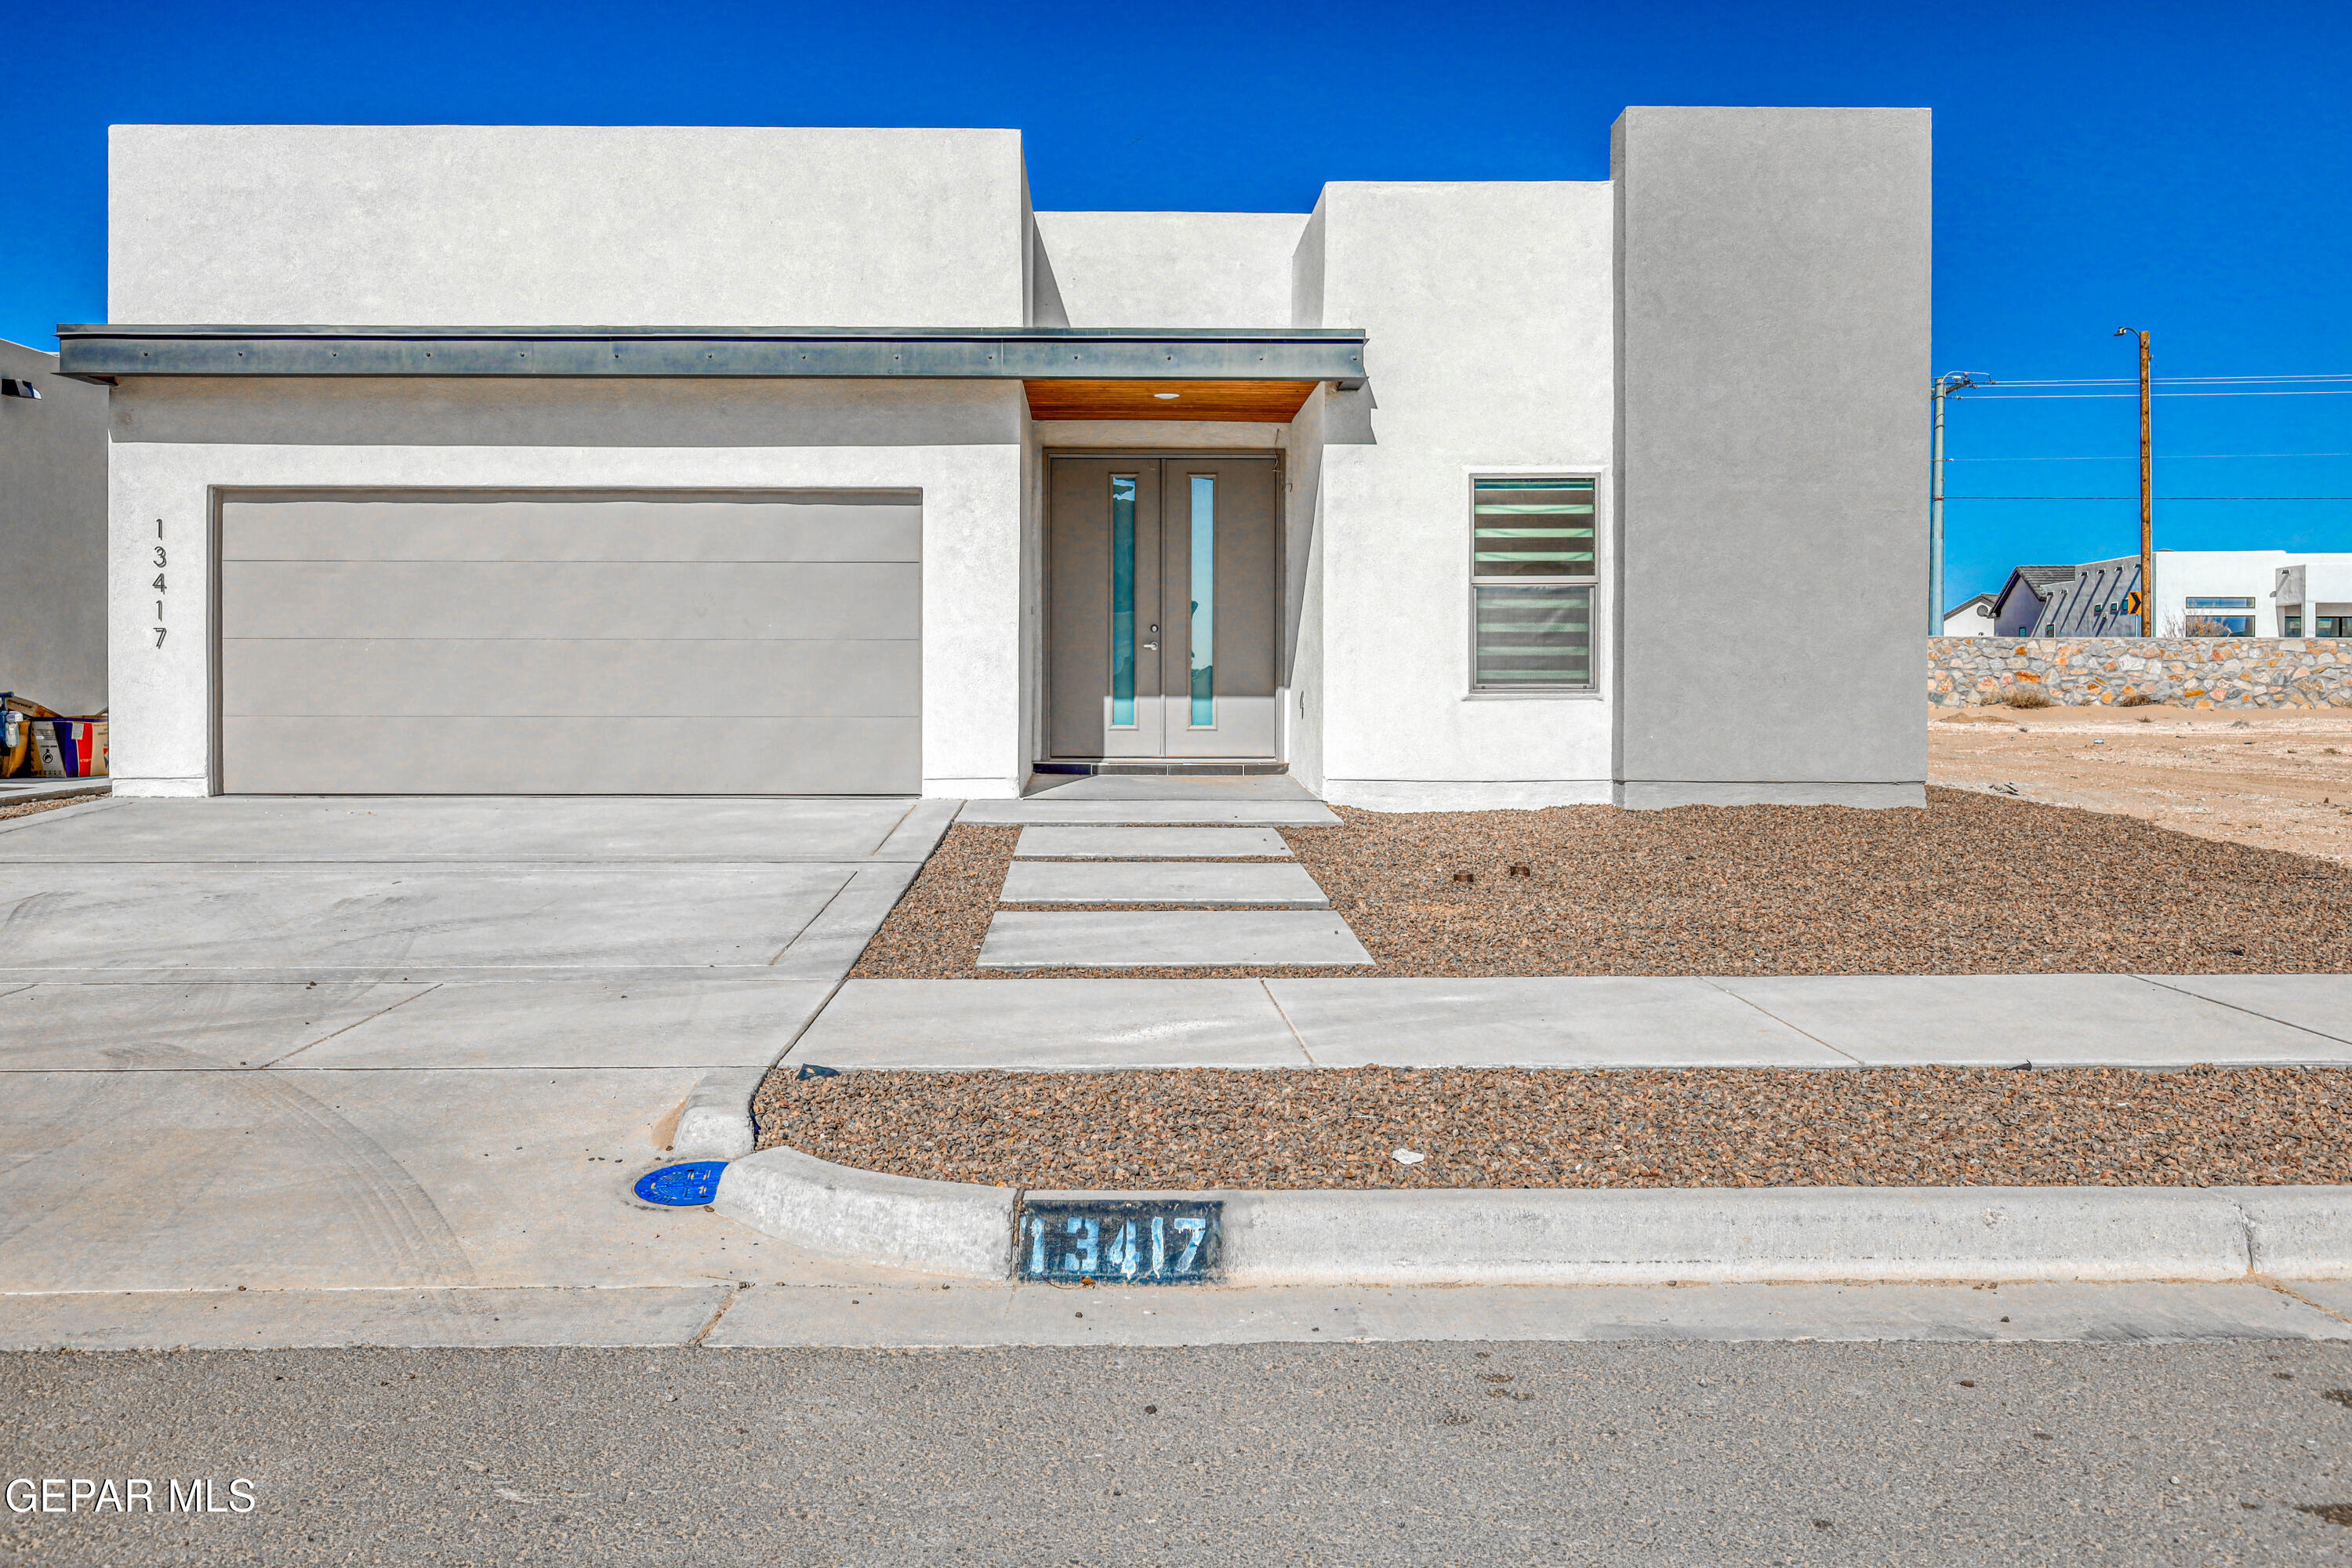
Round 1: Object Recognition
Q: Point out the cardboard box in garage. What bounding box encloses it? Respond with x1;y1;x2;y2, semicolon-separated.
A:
30;717;107;779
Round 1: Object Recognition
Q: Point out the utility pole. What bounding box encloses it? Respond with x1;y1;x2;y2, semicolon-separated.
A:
1929;372;1991;633
2115;328;2154;635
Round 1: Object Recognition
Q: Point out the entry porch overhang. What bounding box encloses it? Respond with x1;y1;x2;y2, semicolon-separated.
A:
53;325;1369;397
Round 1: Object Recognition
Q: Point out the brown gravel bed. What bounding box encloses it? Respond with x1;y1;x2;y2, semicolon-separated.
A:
0;790;103;822
751;1065;2352;1189
848;789;2352;977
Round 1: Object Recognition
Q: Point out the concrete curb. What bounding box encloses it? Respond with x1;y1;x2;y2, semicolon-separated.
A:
0;779;111;806
668;1069;761;1161
1208;1185;2245;1286
2232;1187;2352;1279
715;1146;1014;1279
710;1145;2352;1285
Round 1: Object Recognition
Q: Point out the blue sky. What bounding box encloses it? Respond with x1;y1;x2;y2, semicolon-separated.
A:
5;0;2349;600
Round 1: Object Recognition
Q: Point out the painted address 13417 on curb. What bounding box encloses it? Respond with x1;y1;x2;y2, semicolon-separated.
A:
1018;1200;1222;1284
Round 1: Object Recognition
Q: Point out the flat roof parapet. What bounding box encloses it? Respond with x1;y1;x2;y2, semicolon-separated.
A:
53;324;1368;386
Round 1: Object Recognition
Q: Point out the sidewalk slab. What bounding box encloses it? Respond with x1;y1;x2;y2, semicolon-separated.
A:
2138;973;2352;1047
978;912;1373;969
707;1279;2352;1348
1709;973;2348;1067
786;978;1309;1070
1266;977;1853;1069
0;1285;735;1351
1000;860;1330;909
961;800;1341;827
2290;1280;2352;1319
14;1278;2341;1351
1014;826;1293;859
285;977;836;1069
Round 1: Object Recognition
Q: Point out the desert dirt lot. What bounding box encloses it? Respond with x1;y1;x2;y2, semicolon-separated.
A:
1929;704;2352;863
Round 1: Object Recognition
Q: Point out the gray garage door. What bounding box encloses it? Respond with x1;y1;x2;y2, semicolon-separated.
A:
218;493;920;794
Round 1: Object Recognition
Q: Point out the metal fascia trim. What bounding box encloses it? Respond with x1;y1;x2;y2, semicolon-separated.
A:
53;325;1368;384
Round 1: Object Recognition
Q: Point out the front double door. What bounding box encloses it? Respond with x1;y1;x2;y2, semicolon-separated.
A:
1046;455;1279;760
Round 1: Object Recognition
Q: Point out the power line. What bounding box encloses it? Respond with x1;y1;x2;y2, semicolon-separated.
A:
1947;495;2352;501
1986;373;2352;386
1965;388;2352;399
1947;452;2352;461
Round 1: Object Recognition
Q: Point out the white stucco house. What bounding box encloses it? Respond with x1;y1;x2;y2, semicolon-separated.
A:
60;109;1930;809
1940;593;1996;637
2031;550;2352;638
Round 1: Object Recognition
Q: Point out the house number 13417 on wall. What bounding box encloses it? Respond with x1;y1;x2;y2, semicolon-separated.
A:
1015;1200;1221;1284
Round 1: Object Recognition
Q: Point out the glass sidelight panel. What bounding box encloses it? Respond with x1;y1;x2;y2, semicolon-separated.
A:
1475;585;1592;688
1111;475;1138;726
1189;474;1215;725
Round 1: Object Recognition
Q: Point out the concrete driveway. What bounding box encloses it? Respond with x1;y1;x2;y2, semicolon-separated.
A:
0;795;950;1338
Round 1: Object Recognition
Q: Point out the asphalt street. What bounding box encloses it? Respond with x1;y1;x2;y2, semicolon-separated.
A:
8;1338;2352;1566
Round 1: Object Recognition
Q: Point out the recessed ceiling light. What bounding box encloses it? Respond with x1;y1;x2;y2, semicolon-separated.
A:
1153;391;1180;400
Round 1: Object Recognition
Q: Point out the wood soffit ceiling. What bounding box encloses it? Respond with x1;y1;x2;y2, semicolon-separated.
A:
1024;379;1319;423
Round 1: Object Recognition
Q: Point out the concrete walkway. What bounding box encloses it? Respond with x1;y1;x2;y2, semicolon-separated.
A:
5;1277;2347;1351
0;795;953;1305
789;972;2352;1070
976;782;1371;967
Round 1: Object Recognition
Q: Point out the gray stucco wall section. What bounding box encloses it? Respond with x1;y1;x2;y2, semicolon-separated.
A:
1032;212;1309;328
109;125;1033;328
1610;107;1930;808
0;339;109;716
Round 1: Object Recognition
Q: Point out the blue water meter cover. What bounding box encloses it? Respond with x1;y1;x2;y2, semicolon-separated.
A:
634;1161;728;1207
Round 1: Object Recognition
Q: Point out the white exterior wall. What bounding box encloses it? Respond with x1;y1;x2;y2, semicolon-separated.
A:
1299;182;1615;811
106;378;1029;798
1941;597;1995;636
1030;212;1308;327
109;125;1033;327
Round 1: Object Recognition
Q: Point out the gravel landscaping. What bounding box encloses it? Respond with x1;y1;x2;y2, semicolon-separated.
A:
0;790;102;822
750;1064;2352;1190
848;788;2352;978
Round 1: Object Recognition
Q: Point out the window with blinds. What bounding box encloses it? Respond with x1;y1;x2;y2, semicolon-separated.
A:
1470;477;1596;691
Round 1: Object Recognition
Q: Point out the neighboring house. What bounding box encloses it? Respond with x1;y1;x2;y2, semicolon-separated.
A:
60;108;1930;810
2031;551;2352;637
0;338;109;717
1941;593;1996;637
1989;565;2075;637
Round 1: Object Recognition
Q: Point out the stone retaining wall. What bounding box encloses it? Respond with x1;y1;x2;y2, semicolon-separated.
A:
1929;637;2352;708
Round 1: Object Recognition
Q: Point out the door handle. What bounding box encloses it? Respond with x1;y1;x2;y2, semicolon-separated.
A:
1142;642;1159;651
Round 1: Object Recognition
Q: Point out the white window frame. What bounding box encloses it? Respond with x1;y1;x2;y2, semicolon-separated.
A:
1463;464;1608;700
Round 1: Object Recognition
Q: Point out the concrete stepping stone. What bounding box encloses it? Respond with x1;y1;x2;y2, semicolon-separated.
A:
1013;826;1293;859
960;800;1341;826
1000;861;1329;909
978;911;1374;969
